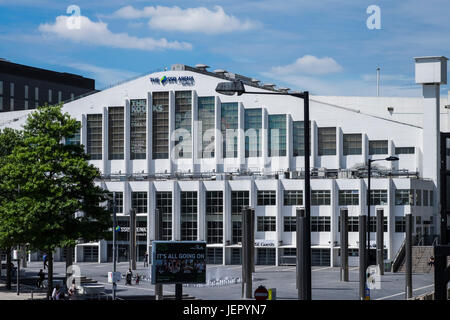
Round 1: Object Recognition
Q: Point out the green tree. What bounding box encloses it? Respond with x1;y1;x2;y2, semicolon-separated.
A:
0;128;24;289
0;105;111;298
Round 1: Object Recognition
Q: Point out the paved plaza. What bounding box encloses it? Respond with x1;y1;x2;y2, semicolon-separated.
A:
16;261;435;300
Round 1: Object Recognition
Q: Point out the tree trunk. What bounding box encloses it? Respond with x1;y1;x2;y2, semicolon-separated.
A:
65;246;74;284
47;250;53;299
6;247;11;290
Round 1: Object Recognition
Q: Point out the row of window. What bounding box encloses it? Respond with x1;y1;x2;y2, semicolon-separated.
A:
107;188;434;216
0;81;75;111
84;93;414;160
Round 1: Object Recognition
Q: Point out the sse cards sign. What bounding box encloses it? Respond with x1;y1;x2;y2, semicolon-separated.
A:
151;241;206;284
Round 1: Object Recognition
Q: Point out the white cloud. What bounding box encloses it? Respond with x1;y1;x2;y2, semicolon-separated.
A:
38;15;192;51
111;5;260;34
270;55;344;76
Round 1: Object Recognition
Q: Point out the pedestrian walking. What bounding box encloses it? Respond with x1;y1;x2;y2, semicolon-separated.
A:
37;269;45;288
43;253;48;270
68;279;78;300
135;274;140;285
144;251;149;267
126;268;133;285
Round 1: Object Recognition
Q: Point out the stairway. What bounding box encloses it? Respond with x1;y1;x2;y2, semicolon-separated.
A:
398;246;434;273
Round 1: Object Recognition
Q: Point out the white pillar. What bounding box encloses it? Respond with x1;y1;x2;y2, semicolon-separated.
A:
192;90;198;173
337;127;343;169
311;120;318;169
124;99;131;174
238;102;245;170
169;91;175;174
287;115;293;172
214;97;222;173
147;92;153;174
262;109;269;173
102;107;108;175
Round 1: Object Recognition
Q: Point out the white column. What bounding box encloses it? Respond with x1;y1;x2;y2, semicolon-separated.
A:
330;180;338;266
102;107;108;175
81;114;87;154
169;91;175;174
262;109;269;173
276;179;282;266
198;181;205;241
215;97;222;172
224;181;232;244
147;92;153;174
287;115;293;172
238;102;245;170
337;127;343;169
388;178;395;261
148;183;156;244
192;90;199;173
124;99;131;174
173;181;180;240
311;120;318;169
362;133;369;165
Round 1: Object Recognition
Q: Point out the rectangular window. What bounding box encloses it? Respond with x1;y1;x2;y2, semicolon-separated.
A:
395;189;414;205
318;127;336;156
339;216;360;232
24;85;28;99
71;93;74;101
415;189;421;206
10;82;14;97
10;98;14;110
181;191;197;241
221;102;238;158
395;216;406;232
245;108;262;157
232;221;242;244
108;106;124;160
268;114;287;157
0;97;2;111
152;92;169;159
338;190;359;205
257;216;276;232
87;114;102;160
343;134;362;155
430;190;433;206
156;192;172;241
284;190;303;206
311;216;331;232
369;216;388;232
132;192;148;214
206;191;223;244
58;91;62;103
257;190;276;206
48;89;52;103
423;190;429;206
284;216;297;232
369;140;388;155
0;81;3;95
198;96;215;158
311;190;331;205
65;122;81;145
107;192;123;214
130;99;147;159
35;87;39;101
293;121;311;156
231;191;249;214
370;189;388;205
395;147;415;154
174;91;192;158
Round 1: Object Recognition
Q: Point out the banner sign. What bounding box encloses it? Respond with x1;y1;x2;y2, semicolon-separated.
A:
151;241;206;284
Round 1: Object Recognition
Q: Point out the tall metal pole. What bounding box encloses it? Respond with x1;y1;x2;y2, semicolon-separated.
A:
295;208;302;294
130;208;137;270
250;209;255;273
112;192;117;300
405;213;413;299
359;215;367;300
376;209;384;275
154;208;163;300
242;208;252;299
297;208;310;299
16;259;20;296
367;160;372;268
302;91;312;300
340;209;349;282
376;67;380;97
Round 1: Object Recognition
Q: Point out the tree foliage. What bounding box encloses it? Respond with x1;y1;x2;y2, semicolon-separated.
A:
0;105;111;252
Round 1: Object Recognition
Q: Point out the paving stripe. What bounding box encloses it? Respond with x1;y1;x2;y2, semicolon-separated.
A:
375;284;434;300
97;282;175;294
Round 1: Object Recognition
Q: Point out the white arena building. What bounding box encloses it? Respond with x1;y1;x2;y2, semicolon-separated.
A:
1;56;449;267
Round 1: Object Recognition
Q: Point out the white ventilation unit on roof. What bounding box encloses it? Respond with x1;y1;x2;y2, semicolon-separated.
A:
263;83;276;90
214;69;227;76
195;64;210;71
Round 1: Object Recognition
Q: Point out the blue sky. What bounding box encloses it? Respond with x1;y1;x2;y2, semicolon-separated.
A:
0;0;449;96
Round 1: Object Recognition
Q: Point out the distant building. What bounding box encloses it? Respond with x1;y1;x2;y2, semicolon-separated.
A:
0;58;96;112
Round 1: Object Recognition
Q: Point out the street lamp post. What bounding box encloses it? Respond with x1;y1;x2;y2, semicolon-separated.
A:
216;80;311;300
366;157;399;273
